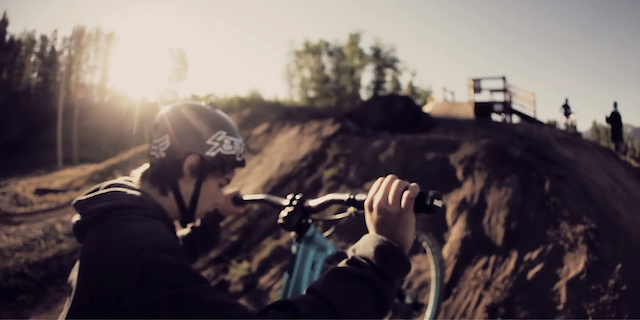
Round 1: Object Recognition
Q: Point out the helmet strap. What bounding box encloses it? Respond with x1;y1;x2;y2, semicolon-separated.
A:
171;172;206;228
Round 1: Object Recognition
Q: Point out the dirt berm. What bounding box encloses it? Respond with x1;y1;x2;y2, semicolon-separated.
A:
2;100;640;319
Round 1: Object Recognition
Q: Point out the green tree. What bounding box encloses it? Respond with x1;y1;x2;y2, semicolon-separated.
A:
0;11;125;170
325;41;348;106
308;40;332;106
286;32;430;108
68;26;87;164
16;31;37;93
403;71;431;106
33;35;49;99
342;32;367;107
0;11;7;48
0;11;12;109
0;11;9;82
287;39;332;106
52;26;117;165
389;70;402;94
367;40;399;97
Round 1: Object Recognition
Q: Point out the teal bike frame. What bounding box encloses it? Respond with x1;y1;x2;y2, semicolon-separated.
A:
235;191;444;319
280;226;336;299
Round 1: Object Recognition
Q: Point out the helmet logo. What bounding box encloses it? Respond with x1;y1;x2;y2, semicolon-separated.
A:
150;134;171;159
205;131;245;161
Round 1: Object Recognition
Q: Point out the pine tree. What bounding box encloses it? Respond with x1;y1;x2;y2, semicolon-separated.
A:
0;11;10;108
325;41;348;106
343;32;367;107
71;26;86;164
17;31;37;93
389;70;402;94
97;32;115;102
287;40;332;106
0;11;9;82
33;34;50;106
0;11;7;48
367;40;399;97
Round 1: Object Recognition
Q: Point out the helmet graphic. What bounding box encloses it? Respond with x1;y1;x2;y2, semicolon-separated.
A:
149;101;245;169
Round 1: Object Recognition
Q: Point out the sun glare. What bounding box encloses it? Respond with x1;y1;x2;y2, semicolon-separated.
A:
105;4;187;100
109;40;172;100
102;2;285;101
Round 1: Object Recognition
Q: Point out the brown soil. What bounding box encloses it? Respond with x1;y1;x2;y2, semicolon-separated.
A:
2;103;640;319
0;145;148;319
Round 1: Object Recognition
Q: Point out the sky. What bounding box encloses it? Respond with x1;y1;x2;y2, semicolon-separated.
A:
1;0;639;130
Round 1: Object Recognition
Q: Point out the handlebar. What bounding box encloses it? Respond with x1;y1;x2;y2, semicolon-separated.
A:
233;190;443;215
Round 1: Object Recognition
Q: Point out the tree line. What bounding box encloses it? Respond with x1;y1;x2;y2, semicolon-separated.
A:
0;11;164;177
286;32;431;108
0;11;433;177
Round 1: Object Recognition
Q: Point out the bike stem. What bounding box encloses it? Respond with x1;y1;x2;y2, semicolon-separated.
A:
277;193;312;240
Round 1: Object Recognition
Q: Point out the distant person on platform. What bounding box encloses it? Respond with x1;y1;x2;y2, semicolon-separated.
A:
605;101;624;153
560;98;575;131
561;98;572;120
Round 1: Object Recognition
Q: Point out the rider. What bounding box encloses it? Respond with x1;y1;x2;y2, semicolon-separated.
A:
60;101;420;318
560;98;574;130
561;98;572;119
606;101;624;153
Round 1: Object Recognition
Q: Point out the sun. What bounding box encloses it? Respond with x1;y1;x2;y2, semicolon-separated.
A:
105;4;187;101
108;35;173;100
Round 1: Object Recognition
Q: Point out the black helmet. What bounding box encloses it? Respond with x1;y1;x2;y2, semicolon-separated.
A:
149;101;245;168
147;101;245;227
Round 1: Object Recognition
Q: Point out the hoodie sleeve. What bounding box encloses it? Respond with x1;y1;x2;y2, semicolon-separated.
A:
127;230;410;318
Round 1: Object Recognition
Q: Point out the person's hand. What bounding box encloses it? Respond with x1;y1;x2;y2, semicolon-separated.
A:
364;174;419;254
217;188;245;217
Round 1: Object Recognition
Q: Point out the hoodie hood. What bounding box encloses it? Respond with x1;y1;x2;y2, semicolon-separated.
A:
71;177;175;243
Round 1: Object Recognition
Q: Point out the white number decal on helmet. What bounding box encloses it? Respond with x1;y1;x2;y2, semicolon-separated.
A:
205;131;245;161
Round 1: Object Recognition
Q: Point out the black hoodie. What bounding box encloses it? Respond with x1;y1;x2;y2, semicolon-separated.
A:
61;177;411;318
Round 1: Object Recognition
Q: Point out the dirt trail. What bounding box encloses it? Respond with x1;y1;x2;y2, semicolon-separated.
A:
2;104;640;319
0;146;149;319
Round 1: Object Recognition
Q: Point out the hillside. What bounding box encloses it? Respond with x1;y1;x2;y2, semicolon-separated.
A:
2;102;640;318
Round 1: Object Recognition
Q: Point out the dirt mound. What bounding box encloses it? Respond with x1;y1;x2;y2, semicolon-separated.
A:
0;145;148;215
197;111;640;318
3;103;640;318
424;101;474;119
347;94;428;131
0;145;149;318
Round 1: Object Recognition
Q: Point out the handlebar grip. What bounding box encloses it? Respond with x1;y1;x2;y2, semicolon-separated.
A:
355;190;443;215
414;190;444;215
232;195;244;206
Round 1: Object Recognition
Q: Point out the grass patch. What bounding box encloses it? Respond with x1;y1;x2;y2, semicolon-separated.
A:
322;167;340;183
0;221;79;318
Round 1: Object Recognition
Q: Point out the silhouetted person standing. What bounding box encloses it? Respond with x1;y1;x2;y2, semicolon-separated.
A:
606;101;623;152
560;98;575;131
561;98;572;119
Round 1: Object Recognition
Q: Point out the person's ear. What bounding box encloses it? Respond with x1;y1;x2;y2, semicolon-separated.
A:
181;154;201;181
